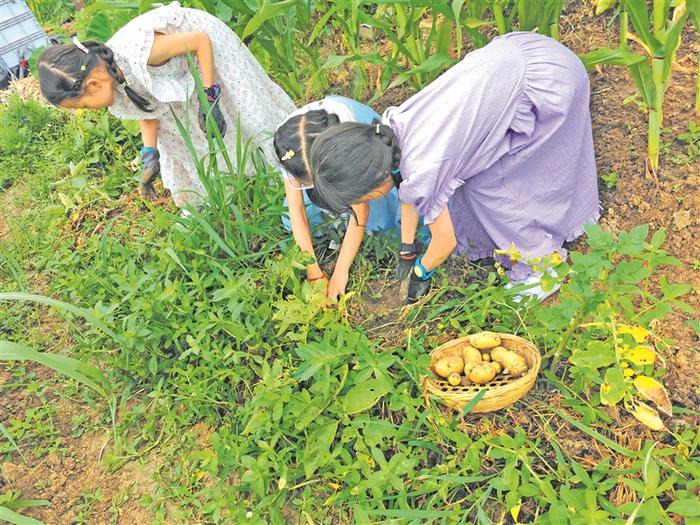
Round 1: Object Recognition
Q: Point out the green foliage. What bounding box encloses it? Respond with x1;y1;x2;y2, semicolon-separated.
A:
581;0;692;178
530;224;690;428
2;4;698;523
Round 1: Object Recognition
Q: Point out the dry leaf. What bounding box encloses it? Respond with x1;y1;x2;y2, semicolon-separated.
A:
632;402;666;431
634;375;673;416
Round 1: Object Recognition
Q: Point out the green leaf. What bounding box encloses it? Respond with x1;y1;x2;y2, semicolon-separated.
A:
583;224;614;250
579;47;646;70
241;0;297;41
84;12;114;41
570;341;616;369
342;377;392;415
600;367;626;406
0;292;120;342
649;227;666;249
462;388;487;415
0;422;23;460
0;506;46;525
553;408;636;457
302;420;338;478
688;320;700;339
659;276;691;301
667;498;700;517
0;340;111;400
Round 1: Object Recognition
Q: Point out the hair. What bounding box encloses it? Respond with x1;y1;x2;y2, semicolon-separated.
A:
37;41;152;112
273;109;340;183
308;121;401;215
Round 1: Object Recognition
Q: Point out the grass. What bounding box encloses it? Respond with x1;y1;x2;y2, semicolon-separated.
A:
1;95;698;525
1;4;699;524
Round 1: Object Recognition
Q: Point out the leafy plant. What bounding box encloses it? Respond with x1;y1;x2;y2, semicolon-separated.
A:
532;224;691;429
581;0;691;180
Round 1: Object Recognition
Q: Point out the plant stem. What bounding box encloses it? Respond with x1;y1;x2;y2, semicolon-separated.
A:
619;10;628;50
550;310;585;373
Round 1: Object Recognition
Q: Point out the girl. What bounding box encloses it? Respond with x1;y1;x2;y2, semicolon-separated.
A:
307;32;600;303
37;2;295;207
274;97;400;301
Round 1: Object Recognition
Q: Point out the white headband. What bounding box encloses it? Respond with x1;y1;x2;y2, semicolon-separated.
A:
71;35;89;54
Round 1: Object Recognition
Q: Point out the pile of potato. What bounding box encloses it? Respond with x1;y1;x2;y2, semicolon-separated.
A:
432;332;529;386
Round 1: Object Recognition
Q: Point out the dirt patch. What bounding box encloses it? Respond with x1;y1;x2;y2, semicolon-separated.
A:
1;372;156;524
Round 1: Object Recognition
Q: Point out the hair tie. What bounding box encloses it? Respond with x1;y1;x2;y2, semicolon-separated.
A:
281;149;295;161
375;124;381;134
71;34;89;54
120;81;127;88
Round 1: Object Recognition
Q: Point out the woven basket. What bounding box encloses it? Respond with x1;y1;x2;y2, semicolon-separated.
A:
421;334;541;413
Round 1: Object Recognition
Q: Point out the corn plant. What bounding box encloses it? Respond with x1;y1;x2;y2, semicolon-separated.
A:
581;0;691;180
226;0;320;100
484;0;564;39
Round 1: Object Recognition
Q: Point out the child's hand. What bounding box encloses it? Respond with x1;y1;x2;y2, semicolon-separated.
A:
326;270;349;302
198;84;227;137
397;241;420;281
407;269;432;304
139;147;161;200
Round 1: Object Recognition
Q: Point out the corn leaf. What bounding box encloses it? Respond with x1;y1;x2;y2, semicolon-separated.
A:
579;47;646;69
0;292;119;342
0;507;45;525
0;340;111;400
241;0;297;41
621;0;665;55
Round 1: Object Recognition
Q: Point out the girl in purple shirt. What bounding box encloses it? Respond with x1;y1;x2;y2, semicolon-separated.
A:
308;32;599;303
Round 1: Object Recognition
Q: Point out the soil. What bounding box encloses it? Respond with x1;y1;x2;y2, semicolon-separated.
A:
2;3;699;523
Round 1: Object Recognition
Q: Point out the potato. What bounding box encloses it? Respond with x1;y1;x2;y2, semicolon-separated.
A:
461;345;482;365
434;355;464;378
447;373;461;386
469;363;498;384
469;332;502;349
481;353;491;362
490;346;528;376
489;361;502;375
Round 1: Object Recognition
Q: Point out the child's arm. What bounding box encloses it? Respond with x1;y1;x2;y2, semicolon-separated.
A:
400;202;420;244
421;207;457;270
326;202;369;301
284;180;326;281
148;33;215;86
140;118;159;147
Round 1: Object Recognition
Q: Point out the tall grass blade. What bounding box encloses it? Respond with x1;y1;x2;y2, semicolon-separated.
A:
0;293;119;342
0;340;111;400
0;422;25;462
553;407;636;457
0;505;46;524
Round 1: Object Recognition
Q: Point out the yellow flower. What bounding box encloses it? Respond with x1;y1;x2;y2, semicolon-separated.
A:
551;252;563;265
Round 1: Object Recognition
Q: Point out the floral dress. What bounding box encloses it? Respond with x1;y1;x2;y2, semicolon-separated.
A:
106;2;295;206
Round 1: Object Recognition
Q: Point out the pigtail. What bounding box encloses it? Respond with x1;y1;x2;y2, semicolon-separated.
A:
37;40;152;112
84;41;152;112
373;121;401;171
